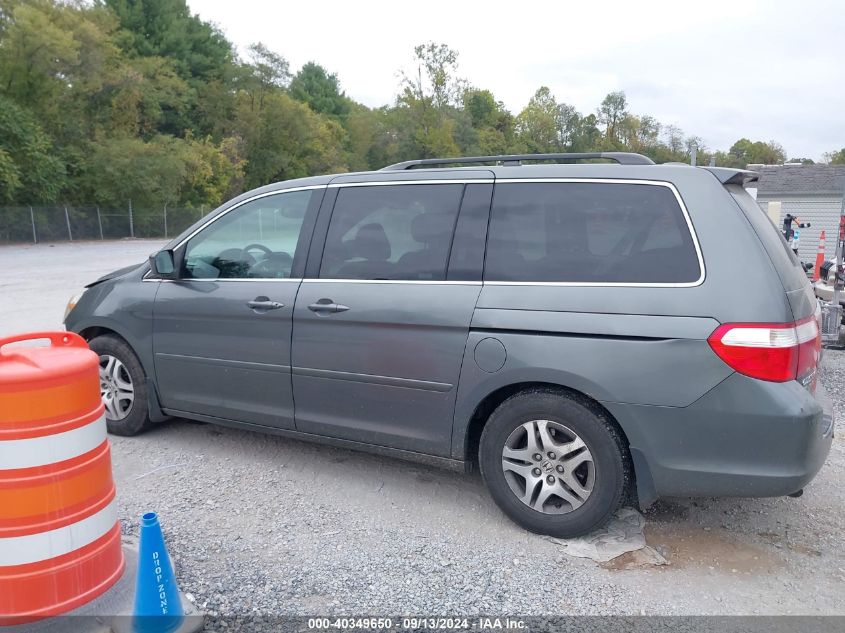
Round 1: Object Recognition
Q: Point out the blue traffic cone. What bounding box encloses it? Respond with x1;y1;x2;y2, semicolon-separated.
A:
133;512;184;633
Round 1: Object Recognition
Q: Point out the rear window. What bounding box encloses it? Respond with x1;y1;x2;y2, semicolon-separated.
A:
726;184;808;291
484;182;702;284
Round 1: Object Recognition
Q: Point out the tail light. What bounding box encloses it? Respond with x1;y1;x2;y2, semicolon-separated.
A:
708;310;821;388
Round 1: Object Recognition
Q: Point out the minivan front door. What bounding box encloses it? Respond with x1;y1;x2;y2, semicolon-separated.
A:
153;187;322;429
292;178;492;456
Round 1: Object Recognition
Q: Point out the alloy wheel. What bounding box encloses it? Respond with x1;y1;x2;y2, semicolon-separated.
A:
501;419;595;514
98;354;134;420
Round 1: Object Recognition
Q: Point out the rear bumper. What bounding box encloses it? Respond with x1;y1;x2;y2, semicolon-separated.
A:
604;374;834;504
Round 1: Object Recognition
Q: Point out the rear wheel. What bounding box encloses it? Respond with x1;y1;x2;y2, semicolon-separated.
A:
88;334;152;436
479;388;629;537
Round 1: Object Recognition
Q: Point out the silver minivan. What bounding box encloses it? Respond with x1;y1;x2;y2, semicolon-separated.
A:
65;153;834;537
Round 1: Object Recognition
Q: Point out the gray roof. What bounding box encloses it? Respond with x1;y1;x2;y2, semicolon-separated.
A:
752;165;845;195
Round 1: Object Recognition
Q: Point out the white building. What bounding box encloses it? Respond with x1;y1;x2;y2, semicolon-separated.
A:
749;165;845;262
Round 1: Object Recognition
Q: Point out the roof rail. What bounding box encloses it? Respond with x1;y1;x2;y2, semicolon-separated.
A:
380;152;655;170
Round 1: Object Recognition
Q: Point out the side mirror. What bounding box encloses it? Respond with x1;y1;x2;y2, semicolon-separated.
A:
149;250;177;279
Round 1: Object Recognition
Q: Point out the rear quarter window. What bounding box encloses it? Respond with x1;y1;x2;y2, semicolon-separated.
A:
726;184;809;291
484;182;702;284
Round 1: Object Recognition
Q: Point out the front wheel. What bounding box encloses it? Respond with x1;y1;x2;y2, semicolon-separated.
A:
479;388;629;537
88;334;152;436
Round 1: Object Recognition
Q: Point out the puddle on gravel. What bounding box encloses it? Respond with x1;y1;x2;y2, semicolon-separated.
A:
600;500;823;572
757;531;822;557
601;523;786;573
637;523;783;572
601;547;668;570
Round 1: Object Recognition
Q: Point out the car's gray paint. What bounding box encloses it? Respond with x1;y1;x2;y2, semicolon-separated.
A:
726;183;810;298
473;337;507;373
66;265;158;378
470;309;720;340
86;262;145;288
65;266;172;424
156;407;466;472
603;376;832;499
64;161;833;507
153;279;300;428
291;281;482;456
149;183;330;426
288;170;495;456
448;328;734;459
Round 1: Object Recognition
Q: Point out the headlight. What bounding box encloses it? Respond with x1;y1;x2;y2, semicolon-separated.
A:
64;292;84;321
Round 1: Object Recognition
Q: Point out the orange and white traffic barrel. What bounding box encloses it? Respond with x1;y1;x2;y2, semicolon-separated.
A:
0;331;124;625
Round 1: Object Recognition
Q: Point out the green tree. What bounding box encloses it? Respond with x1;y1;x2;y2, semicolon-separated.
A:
620;114;661;154
105;0;232;135
244;43;290;89
179;135;246;205
823;149;845;165
597;91;628;146
105;0;231;82
393;43;465;159
402;42;464;109
81;136;187;208
459;89;515;155
342;104;379;170
555;103;584;150
514;88;594;154
515;87;560;152
0;8;810;212
570;113;600;152
101;56;191;138
77;133;243;210
290;62;350;120
0;96;65;202
727;138;786;166
0;1;101;127
233;91;347;189
233;43;292;113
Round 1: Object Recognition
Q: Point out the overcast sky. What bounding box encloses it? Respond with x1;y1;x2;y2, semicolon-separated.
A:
188;0;844;160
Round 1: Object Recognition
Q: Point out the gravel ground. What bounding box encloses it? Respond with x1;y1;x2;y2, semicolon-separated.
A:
1;241;844;625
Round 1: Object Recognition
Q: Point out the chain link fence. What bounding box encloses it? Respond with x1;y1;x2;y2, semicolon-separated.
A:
0;205;216;244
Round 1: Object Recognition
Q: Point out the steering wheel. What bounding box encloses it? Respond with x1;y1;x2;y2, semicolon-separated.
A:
243;243;273;258
248;252;293;278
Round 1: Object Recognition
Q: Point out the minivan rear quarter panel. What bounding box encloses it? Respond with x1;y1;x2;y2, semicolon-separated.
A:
453;167;804;492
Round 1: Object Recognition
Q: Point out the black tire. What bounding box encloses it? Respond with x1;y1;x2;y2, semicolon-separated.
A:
479;388;630;537
88;334;153;436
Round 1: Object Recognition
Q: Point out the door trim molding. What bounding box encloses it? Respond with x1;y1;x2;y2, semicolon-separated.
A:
156;353;290;373
292;366;454;392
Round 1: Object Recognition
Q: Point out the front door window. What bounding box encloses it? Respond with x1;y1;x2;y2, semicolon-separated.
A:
184;190;313;280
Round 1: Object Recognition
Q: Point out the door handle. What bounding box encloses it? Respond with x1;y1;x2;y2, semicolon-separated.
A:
308;299;350;314
248;296;284;312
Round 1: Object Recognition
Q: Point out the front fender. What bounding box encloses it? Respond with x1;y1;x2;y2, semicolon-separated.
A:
65;274;159;382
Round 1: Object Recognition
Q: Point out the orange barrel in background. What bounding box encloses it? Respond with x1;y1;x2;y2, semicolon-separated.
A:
0;331;124;625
